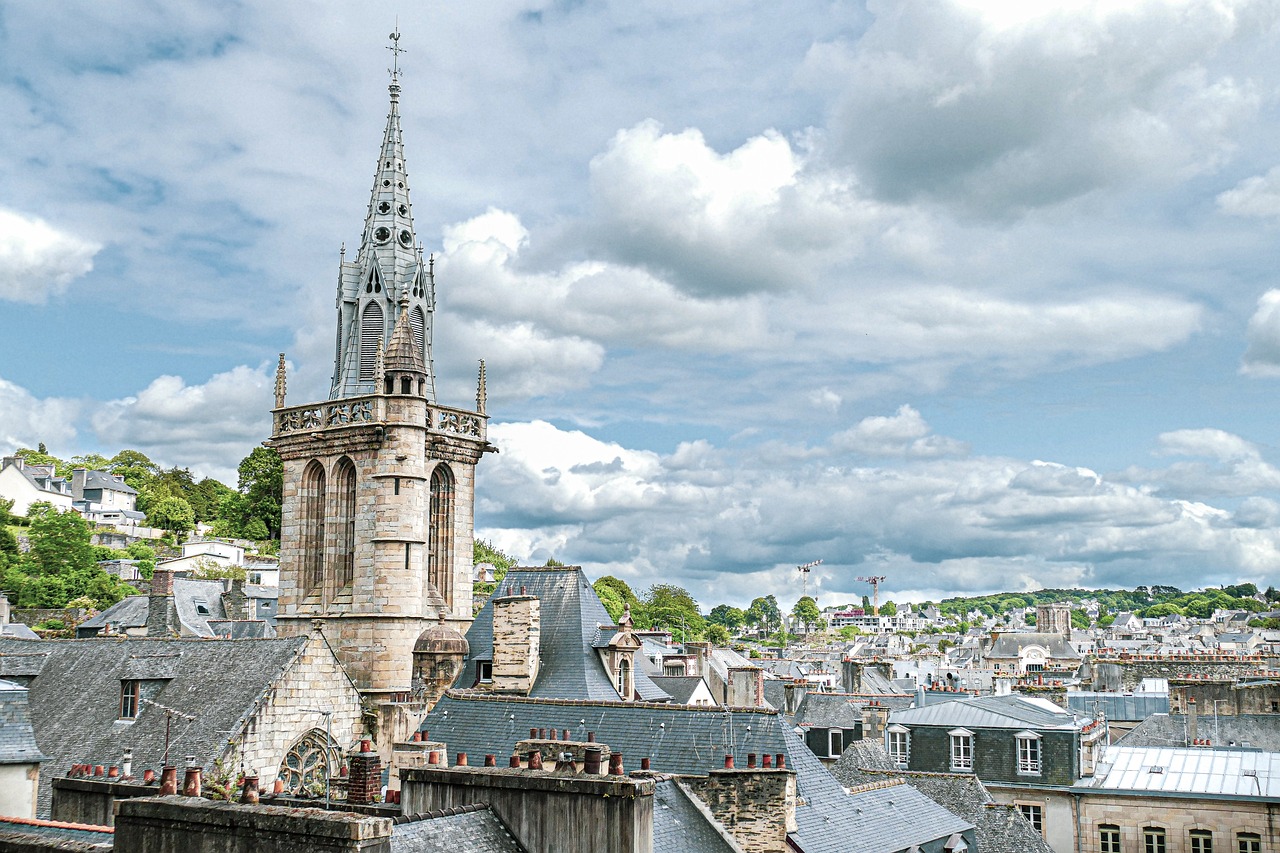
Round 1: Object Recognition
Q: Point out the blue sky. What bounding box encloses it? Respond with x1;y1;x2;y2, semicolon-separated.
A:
4;1;1280;610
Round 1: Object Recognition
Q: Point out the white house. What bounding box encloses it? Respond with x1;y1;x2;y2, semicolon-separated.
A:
0;458;74;516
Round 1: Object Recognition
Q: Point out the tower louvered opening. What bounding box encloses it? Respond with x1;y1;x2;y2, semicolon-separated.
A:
410;305;426;366
359;301;384;380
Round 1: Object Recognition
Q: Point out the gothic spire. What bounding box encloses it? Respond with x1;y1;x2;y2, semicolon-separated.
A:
357;28;419;265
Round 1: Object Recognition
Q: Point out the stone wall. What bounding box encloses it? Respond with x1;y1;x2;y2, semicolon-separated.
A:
51;778;156;828
113;796;392;853
401;765;654;853
1086;656;1280;691
1077;790;1280;853
1170;679;1280;715
491;596;540;694
0;763;39;820
684;768;796;853
234;630;364;792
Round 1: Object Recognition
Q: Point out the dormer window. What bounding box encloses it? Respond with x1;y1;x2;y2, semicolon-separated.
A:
1016;731;1042;775
616;658;632;699
948;728;973;771
194;600;210;616
476;661;493;683
120;680;140;719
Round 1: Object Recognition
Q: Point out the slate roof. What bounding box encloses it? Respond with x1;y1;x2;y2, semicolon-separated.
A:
417;692;972;853
655;779;743;853
78;596;149;634
837;779;976;853
0;679;45;764
831;745;1052;853
79;470;138;495
1118;713;1280;751
457;568;669;702
0;621;38;640
0;636;313;817
987;632;1081;660
890;694;1082;731
0;816;114;848
392;804;526;852
794;692;864;729
650;676;708;705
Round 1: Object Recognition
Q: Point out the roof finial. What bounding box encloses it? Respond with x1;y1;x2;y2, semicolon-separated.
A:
274;354;287;409
387;26;406;82
374;337;386;389
476;360;487;415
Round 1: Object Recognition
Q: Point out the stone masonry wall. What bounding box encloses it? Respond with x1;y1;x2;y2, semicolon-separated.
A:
684;768;796;853
234;632;364;791
492;597;540;693
113;796;393;853
1077;791;1280;853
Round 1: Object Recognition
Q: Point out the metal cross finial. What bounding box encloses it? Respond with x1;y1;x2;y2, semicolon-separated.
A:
388;27;407;80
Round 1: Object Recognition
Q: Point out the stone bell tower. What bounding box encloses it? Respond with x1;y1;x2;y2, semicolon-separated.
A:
268;32;493;701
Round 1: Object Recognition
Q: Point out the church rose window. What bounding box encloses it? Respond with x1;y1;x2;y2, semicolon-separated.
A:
278;729;339;796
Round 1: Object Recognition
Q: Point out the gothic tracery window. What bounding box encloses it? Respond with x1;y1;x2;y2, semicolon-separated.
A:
333;458;356;591
277;729;339;796
301;461;327;596
428;464;455;606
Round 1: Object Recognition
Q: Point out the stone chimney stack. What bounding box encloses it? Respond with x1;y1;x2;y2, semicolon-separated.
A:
146;568;179;636
492;590;540;694
684;641;711;676
686;760;798;853
1188;697;1198;743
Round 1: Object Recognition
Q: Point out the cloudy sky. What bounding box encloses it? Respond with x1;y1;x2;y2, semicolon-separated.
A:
4;1;1280;610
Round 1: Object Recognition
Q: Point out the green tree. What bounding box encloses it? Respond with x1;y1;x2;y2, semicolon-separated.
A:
708;604;746;630
0;498;18;558
125;542;157;580
594;576;640;623
189;477;235;524
14;447;69;477
237;447;283;539
108;450;161;492
746;595;782;633
24;503;96;578
1070;608;1091;629
472;539;518;608
879;600;898;617
706;624;731;646
149;496;195;540
69;453;111;472
643;584;705;642
792;596;822;633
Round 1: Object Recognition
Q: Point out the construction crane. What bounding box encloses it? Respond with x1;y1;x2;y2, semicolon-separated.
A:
855;575;888;615
796;560;822;598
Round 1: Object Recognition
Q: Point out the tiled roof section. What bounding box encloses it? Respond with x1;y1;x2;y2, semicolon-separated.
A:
0;636;310;818
79;470;138;495
0;621;38;640
392;804;526;853
78;596;148;632
830;760;1051;853
0;649;50;679
172;578;230;637
890;694;1081;731
458;568;669;702
0;680;46;764
0;815;113;848
1118;713;1280;751
655;779;743;853
794;693;863;729
839;779;974;853
831;738;896;776
987;632;1081;659
417;692;972;853
649;676;706;705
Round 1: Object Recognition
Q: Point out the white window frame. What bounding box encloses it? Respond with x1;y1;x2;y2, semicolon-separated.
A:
948;728;973;771
828;729;845;758
1099;825;1121;853
1238;833;1261;853
1144;827;1167;853
887;725;910;767
1189;830;1213;853
1016;803;1043;835
1016;730;1042;775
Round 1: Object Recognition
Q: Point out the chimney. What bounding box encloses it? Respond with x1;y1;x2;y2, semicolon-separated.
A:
491;591;541;693
0;593;10;628
146;569;179;637
348;742;382;805
1188;697;1198;743
686;760;798;852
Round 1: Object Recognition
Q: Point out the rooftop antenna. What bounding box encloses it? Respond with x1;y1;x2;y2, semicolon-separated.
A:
140;697;197;768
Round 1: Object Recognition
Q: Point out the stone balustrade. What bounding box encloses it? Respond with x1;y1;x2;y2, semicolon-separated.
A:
273;396;485;442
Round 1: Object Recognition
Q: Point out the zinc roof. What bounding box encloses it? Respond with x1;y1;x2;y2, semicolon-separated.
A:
1094;746;1280;797
890;694;1081;731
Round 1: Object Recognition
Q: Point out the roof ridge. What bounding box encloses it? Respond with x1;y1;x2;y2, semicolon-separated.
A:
444;689;781;715
394;802;492;824
845;777;907;794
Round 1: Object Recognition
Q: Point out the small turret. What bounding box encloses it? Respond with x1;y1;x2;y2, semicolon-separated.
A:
384;294;427;396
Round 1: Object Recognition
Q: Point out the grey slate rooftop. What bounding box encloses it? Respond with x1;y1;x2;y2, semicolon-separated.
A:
654;779;743;853
987;632;1081;660
890;693;1082;731
417;691;972;853
457;567;669;702
0;678;45;765
0;636;313;817
1118;713;1280;751
392;803;526;853
649;675;708;705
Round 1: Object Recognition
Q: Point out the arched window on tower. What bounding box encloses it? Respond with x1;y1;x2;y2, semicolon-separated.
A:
410;305;425;366
300;461;326;596
616;658;632;699
359;301;384;380
429;464;455;607
333;458;356;592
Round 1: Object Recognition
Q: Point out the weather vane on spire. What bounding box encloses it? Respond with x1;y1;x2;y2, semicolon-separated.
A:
387;26;406;81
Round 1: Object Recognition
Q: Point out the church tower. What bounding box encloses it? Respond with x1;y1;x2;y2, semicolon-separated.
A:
268;32;492;701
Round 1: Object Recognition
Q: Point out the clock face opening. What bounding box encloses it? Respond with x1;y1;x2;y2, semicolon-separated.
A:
374;226;391;244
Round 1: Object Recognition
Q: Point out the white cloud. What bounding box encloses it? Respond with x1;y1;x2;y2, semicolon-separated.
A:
1117;428;1280;498
1218;166;1280;217
0;209;100;303
833;405;968;458
811;0;1271;214
1241;289;1280;377
0;377;79;455
587;121;888;296
91;365;274;482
